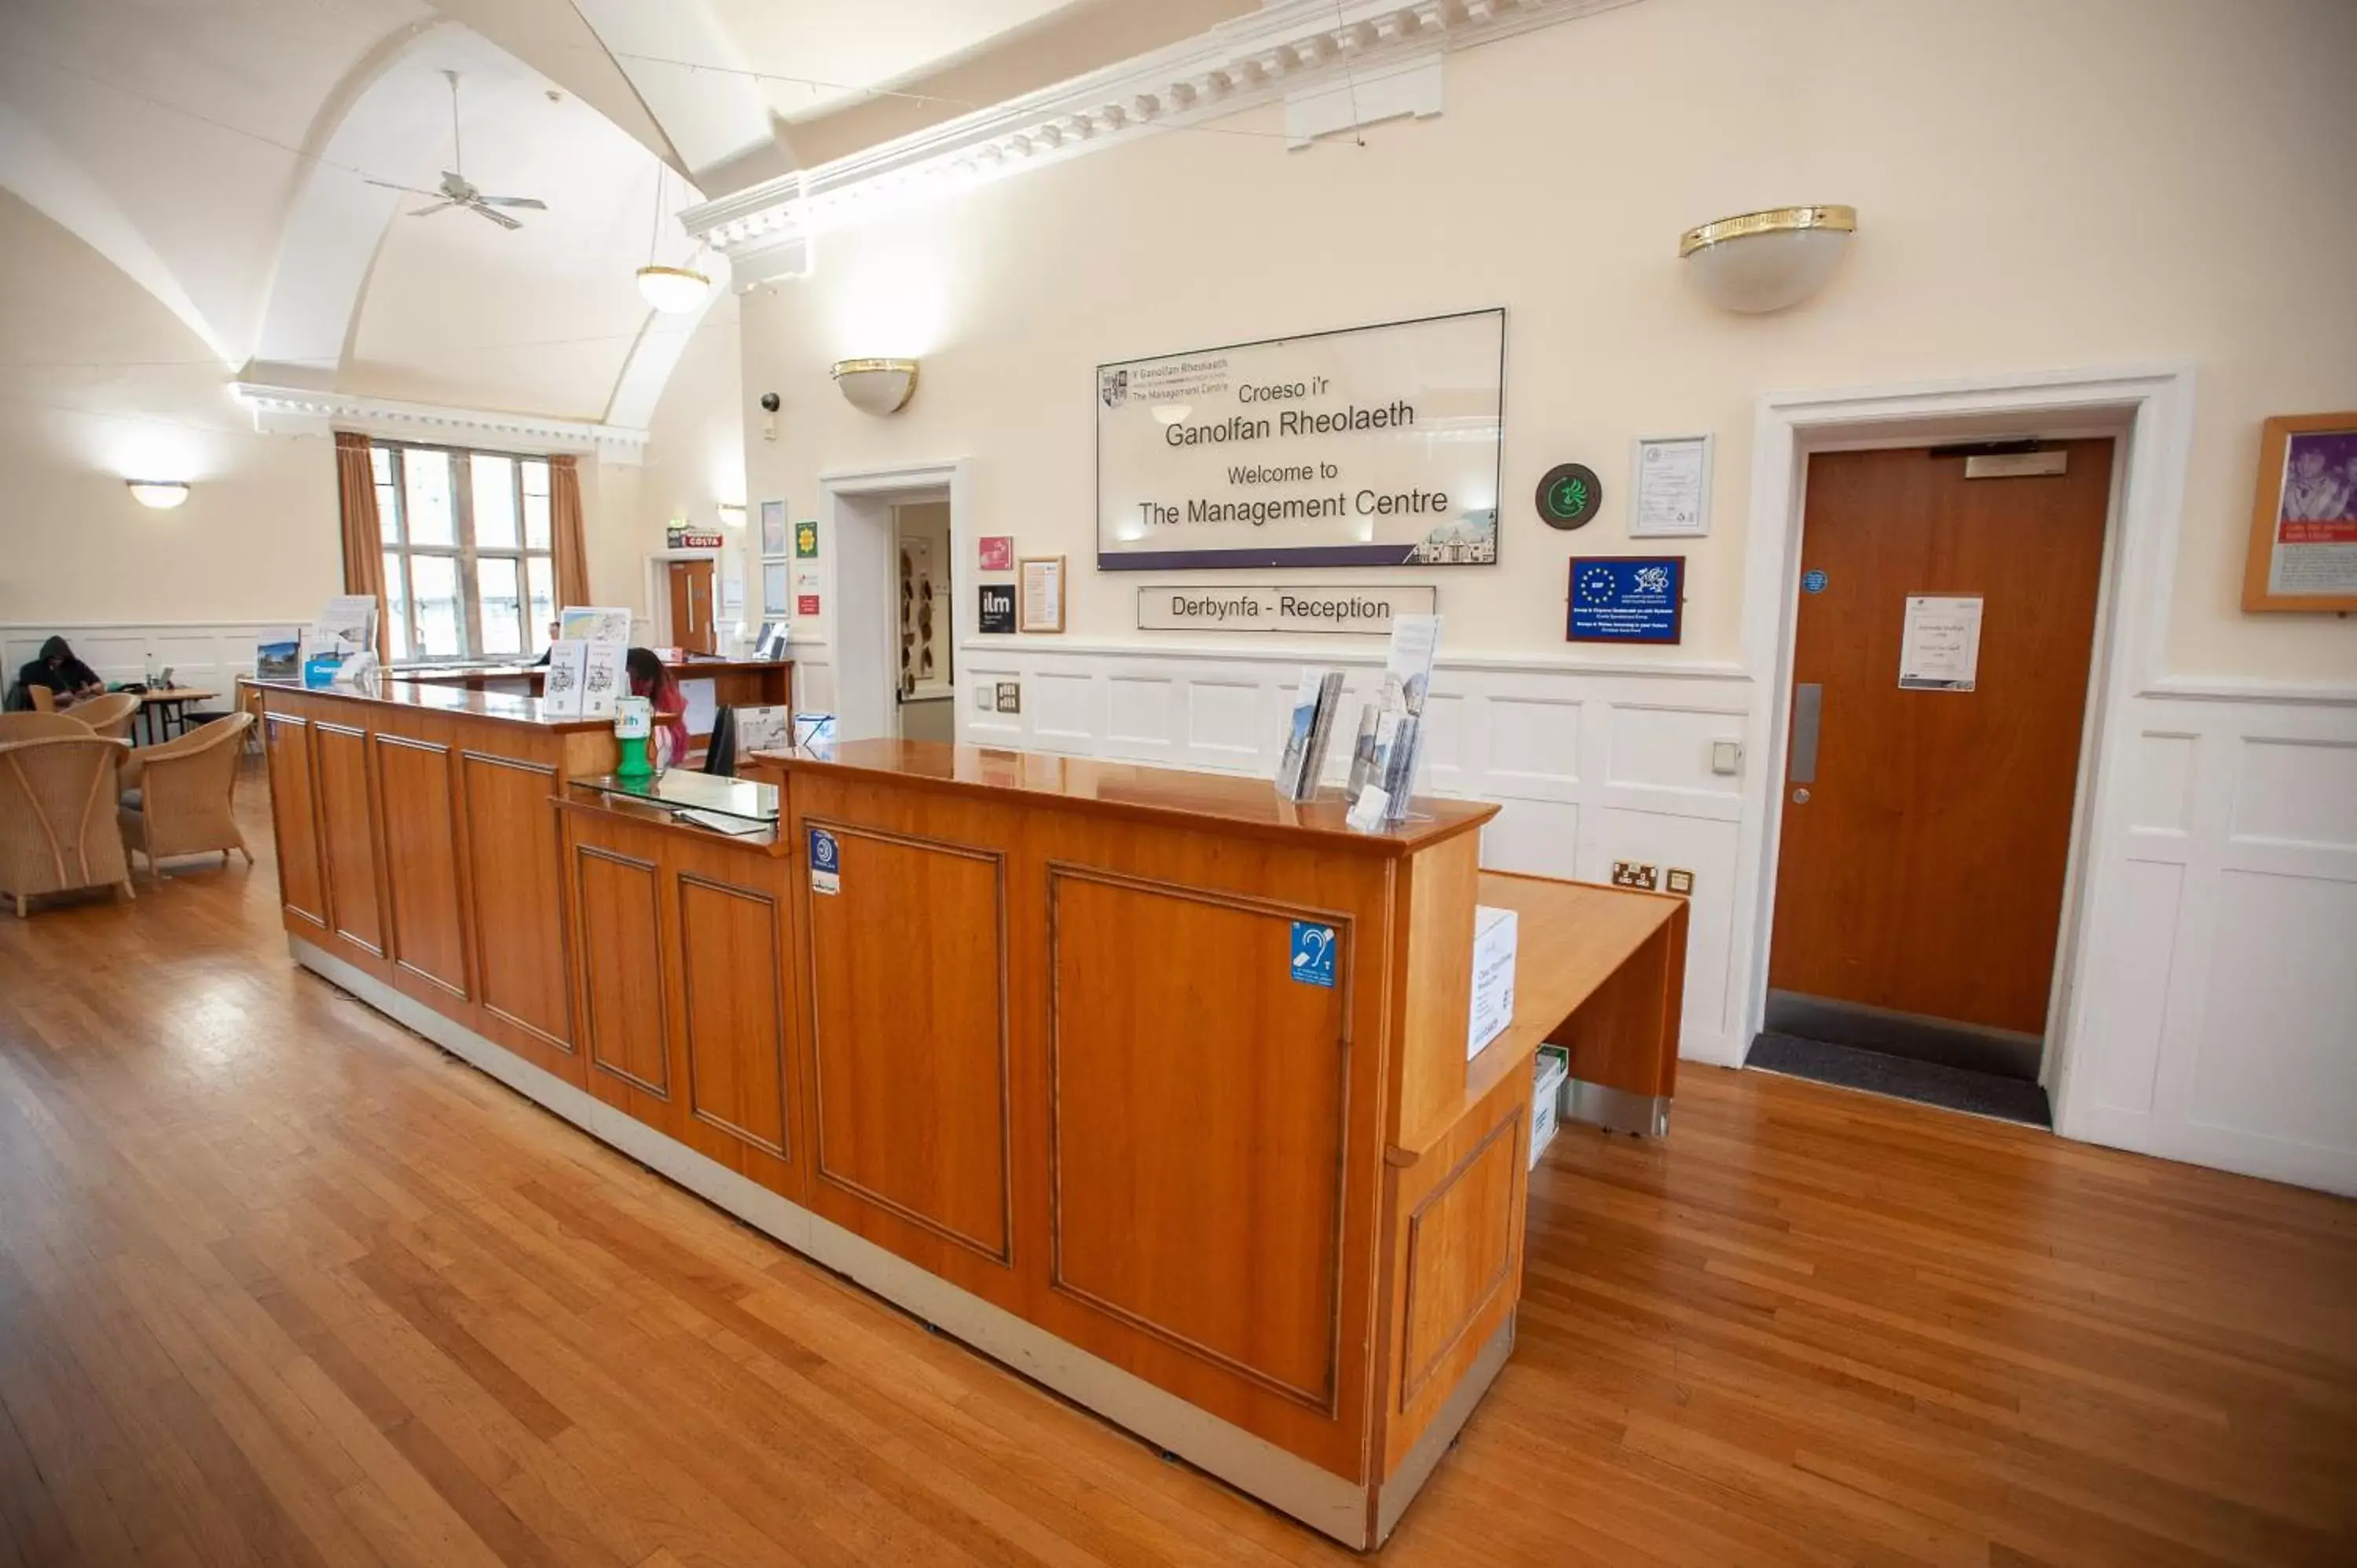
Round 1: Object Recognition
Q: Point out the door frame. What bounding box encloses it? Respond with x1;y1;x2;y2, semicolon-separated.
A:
1732;365;2197;1126
641;548;724;648
816;458;973;740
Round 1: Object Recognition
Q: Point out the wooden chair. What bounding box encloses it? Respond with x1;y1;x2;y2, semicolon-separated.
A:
119;713;255;879
0;735;134;916
0;712;90;743
70;690;140;741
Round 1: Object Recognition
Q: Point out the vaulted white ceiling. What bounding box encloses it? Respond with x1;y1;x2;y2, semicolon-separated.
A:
0;0;1243;422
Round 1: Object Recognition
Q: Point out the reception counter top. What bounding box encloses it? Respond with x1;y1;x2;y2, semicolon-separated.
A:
247;672;613;727
750;737;1494;853
248;687;1685;1549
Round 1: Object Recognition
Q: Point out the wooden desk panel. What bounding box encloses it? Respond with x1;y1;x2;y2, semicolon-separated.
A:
313;720;387;971
461;751;577;1075
261;712;326;932
376;731;471;1003
575;841;674;1109
803;808;1014;1268
1049;866;1351;1414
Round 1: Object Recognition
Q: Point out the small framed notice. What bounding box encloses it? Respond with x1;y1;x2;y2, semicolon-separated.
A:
759;500;788;557
1897;595;1983;691
1629;434;1714;538
2242;412;2357;613
1019;555;1066;633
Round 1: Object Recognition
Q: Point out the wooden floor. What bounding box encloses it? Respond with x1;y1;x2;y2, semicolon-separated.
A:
2;763;2353;1567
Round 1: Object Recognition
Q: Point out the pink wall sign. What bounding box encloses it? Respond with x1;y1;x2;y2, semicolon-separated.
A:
978;536;1014;571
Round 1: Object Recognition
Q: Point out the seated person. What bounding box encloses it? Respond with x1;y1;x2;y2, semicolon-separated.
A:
626;647;692;769
531;620;560;667
11;636;104;709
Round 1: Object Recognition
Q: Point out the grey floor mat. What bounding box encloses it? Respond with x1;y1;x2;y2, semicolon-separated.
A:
1746;1031;2052;1129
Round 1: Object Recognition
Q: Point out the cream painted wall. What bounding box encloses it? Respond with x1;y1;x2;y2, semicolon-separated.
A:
0;192;339;625
740;0;2357;682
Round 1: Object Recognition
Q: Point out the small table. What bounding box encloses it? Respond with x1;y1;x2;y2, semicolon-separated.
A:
136;687;218;746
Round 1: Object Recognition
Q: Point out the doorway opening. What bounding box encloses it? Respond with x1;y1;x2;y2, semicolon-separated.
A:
821;461;966;742
1749;438;2118;1127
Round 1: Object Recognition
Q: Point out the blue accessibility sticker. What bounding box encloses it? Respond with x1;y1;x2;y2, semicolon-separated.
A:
808;826;840;896
1289;921;1337;988
1802;568;1829;594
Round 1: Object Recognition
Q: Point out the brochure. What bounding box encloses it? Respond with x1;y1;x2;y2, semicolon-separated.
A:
1274;669;1344;801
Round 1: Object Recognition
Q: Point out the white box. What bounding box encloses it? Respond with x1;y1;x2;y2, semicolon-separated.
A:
1468;903;1519;1059
1530;1046;1569;1170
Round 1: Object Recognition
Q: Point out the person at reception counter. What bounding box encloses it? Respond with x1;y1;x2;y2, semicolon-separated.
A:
9;636;104;709
627;646;691;769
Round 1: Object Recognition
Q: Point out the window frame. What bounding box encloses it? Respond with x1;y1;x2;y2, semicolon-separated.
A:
373;439;555;663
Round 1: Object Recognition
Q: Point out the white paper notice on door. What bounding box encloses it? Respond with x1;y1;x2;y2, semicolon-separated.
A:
1897;595;1983;691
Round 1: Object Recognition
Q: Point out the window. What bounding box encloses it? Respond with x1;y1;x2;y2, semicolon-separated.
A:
374;442;557;661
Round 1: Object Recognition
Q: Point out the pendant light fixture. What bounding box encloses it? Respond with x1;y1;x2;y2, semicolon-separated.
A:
635;163;712;313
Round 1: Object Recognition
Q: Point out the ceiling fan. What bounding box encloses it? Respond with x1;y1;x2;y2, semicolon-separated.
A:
365;70;547;231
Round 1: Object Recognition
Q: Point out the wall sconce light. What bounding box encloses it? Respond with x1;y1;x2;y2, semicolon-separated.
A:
1679;205;1857;313
127;480;190;509
831;358;919;416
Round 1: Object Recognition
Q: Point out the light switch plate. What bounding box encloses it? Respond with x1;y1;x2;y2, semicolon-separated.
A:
1611;860;1659;891
1665;867;1694;896
995;681;1021;714
1710;739;1743;775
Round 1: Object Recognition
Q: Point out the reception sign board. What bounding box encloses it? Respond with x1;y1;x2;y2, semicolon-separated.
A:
1097;309;1504;571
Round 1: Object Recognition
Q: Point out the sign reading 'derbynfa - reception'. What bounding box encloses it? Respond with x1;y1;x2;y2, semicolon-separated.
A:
1097;309;1504;571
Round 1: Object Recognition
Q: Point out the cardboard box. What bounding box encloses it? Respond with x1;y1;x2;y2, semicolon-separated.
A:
1468;903;1519;1059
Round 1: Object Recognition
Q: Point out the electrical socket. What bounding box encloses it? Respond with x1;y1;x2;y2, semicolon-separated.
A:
1611;860;1659;891
995;681;1021;714
1665;867;1695;896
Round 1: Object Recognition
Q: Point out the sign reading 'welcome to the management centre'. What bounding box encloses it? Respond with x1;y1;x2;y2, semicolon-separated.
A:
1097;310;1504;571
1136;584;1438;634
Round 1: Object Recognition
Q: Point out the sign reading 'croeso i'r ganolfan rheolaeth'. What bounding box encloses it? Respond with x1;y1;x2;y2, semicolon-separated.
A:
1097;309;1504;570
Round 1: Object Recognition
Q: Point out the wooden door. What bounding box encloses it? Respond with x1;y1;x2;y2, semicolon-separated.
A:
1769;440;2111;1036
666;559;716;654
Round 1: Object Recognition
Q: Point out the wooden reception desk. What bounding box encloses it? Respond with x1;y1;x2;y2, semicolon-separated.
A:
247;691;1684;1550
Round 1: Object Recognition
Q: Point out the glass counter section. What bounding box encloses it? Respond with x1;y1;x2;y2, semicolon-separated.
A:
570;771;779;840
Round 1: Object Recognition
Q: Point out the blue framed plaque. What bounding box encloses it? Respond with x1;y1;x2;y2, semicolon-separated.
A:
1567;556;1684;644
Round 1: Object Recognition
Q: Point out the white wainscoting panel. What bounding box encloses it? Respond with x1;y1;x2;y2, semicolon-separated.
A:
2;621;302;710
2060;691;2357;1195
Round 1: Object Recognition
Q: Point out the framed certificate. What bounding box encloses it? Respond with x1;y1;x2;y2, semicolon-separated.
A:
2243;412;2357;613
1018;555;1066;633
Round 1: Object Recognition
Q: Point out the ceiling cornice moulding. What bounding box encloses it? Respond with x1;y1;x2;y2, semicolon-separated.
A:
231;383;651;464
680;0;1642;280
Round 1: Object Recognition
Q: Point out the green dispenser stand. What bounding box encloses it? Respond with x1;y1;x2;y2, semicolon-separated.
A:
614;695;654;779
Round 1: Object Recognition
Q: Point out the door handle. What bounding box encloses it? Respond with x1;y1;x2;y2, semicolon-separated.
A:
1789;683;1822;785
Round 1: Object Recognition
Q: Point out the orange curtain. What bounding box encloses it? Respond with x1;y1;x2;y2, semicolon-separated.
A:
332;430;388;660
549;454;591;608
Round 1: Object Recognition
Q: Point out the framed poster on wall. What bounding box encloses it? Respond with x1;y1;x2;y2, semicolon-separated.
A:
1019;556;1065;633
759;500;788;557
2242;412;2357;612
1096;308;1504;570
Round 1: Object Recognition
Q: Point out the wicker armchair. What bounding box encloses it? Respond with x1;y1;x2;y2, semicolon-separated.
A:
0;735;134;916
27;685;56;713
119;713;254;878
0;712;90;742
71;691;140;741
